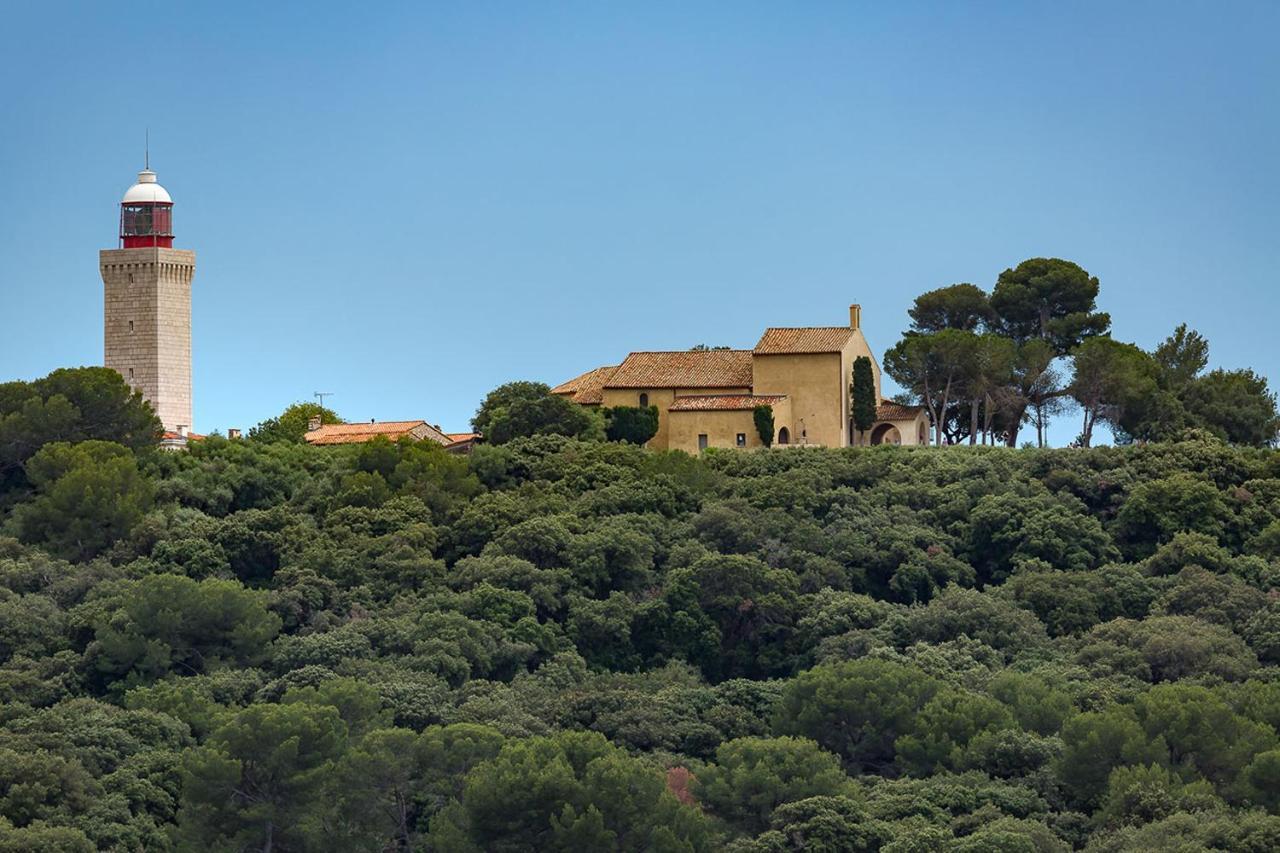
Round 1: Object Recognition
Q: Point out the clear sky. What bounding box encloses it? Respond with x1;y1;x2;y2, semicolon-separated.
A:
2;2;1277;445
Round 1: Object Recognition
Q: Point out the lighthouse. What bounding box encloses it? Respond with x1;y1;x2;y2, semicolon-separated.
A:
100;165;196;434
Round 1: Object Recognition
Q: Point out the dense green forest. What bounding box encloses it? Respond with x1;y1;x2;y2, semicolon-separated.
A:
3;367;1280;851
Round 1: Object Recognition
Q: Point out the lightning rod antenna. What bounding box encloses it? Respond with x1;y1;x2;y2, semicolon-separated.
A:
145;129;149;170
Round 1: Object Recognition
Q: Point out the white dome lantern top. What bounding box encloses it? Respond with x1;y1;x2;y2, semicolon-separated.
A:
122;169;172;205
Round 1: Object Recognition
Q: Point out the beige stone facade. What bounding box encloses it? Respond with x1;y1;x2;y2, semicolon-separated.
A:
553;304;931;454
101;247;195;433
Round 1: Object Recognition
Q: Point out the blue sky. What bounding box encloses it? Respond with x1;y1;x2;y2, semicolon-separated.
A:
2;2;1277;445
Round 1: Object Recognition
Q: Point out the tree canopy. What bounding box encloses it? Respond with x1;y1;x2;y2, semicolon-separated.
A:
1;358;1280;850
885;259;1277;448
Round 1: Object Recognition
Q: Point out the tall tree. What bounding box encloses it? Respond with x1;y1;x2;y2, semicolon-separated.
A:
907;283;994;333
885;333;979;446
850;357;877;445
990;258;1110;353
1153;324;1209;392
1183;368;1280;447
989;259;1110;445
965;335;1016;445
1069;337;1159;447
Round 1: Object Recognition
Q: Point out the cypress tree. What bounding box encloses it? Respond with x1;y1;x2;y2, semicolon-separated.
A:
753;405;775;447
852;356;877;444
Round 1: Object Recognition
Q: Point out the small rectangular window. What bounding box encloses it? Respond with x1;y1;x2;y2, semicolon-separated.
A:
129;320;134;333
128;368;135;381
698;434;708;451
736;433;747;447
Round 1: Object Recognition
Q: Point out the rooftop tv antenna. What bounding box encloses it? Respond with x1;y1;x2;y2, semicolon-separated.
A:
145;128;149;170
314;392;334;410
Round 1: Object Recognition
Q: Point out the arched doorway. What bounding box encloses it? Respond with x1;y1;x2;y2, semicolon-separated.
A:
870;423;901;446
777;427;790;445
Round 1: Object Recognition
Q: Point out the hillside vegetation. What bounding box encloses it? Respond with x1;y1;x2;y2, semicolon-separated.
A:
2;370;1280;851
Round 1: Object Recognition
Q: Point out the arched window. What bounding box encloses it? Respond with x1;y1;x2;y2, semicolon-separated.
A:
778;427;790;445
639;393;649;408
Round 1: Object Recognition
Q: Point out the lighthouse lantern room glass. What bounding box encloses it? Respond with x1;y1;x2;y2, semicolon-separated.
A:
119;169;175;248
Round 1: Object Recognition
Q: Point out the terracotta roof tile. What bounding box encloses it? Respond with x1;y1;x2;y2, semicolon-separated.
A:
305;420;447;446
876;402;927;421
669;394;787;412
551;365;618;404
753;327;854;355
606;350;753;389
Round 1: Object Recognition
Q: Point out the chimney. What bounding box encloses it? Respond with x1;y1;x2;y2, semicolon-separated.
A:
177;424;188;438
307;415;322;432
227;428;241;440
849;304;861;330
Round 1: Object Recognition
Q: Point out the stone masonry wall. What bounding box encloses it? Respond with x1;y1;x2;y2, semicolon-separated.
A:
100;247;196;432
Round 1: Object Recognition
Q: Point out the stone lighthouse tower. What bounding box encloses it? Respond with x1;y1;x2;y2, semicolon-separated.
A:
100;165;195;433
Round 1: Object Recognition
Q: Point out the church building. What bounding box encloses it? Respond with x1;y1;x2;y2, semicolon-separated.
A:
553;305;930;453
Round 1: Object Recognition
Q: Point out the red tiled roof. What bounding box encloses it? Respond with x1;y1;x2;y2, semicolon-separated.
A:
606;350;753;389
161;431;205;442
876;402;926;421
305;420;444;446
753;327;854;355
446;432;480;443
669;394;787;412
551;365;618;405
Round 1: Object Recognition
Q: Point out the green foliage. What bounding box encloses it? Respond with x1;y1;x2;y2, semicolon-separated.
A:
4;363;1280;850
695;736;849;833
14;441;153;561
736;795;890;852
754;405;775;448
604;405;660;445
775;660;938;772
472;381;602;444
990;258;1109;352
248;401;342;444
0;367;160;488
423;730;714;851
1109;325;1280;447
851;357;876;438
895;688;1014;775
908;283;994;333
1183;368;1280;447
1069;337;1159;447
177;702;348;850
85;574;281;689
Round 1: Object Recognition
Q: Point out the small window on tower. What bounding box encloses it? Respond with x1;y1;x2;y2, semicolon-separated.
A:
128;368;135;381
129;320;134;333
128;273;134;284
